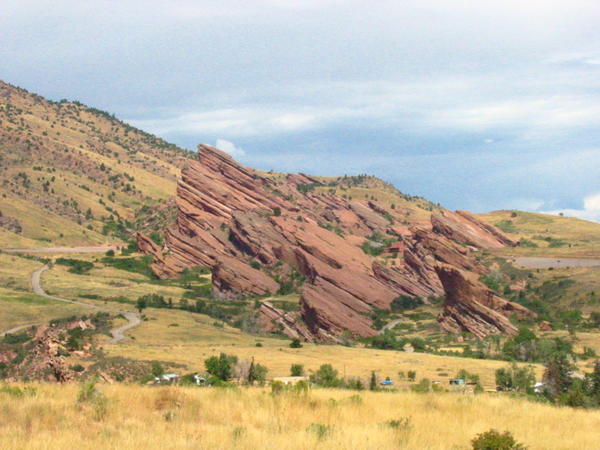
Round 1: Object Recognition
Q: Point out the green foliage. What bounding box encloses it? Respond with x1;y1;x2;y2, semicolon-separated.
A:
151;361;164;378
495;364;535;392
101;255;154;278
495;220;517;233
77;380;108;421
501;328;574;363
360;240;384;256
290;338;303;348
290;364;305;376
247;361;268;385
390;295;423;312
136;298;147;313
369;371;378;391
471;429;527;450
297;183;318;194
411;378;431;393
407;370;416;381
55;258;94;274
543;353;574;399
205;353;238;381
306;423;332;440
2;333;30;344
310;364;343;388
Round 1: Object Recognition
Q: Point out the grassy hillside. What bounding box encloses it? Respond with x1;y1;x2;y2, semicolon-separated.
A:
479;210;600;257
1;383;599;449
0;81;190;248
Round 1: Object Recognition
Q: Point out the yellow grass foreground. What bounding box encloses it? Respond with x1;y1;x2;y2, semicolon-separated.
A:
1;384;600;449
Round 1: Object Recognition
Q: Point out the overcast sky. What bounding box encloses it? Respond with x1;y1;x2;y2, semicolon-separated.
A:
3;0;600;219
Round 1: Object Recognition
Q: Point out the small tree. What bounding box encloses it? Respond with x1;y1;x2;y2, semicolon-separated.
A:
290;338;303;348
248;359;268;385
310;364;341;387
151;361;164;378
369;371;378;391
290;364;305;377
136;298;147;314
407;370;416;381
543;353;573;399
205;353;238;381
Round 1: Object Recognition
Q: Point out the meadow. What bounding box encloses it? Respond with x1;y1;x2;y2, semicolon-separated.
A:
1;383;600;449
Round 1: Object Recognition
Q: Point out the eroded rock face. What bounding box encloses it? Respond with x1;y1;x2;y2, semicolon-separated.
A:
435;264;536;339
432;210;517;249
141;144;530;340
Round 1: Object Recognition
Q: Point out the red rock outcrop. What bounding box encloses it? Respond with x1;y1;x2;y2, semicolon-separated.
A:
436;264;536;338
140;144;530;341
432;210;517;249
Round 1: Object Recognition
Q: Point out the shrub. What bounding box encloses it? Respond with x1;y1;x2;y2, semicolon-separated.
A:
391;296;423;312
306;423;332;440
471;429;526;450
271;380;285;394
290;338;303;348
77;380;108;421
290;364;305;376
407;370;416;381
310;364;343;387
151;361;164;378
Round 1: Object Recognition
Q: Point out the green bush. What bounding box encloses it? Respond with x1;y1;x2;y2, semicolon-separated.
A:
55;258;94;274
291;364;305;376
290;338;303;348
471;429;526;450
205;353;238;381
310;364;343;388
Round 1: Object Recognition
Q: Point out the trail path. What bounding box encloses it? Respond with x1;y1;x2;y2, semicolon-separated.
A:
0;323;37;338
380;318;404;334
1;265;140;344
507;256;600;269
3;245;120;254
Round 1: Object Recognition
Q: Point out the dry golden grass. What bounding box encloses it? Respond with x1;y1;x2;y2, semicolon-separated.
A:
24;259;544;388
0;254;90;329
105;307;544;389
479;210;600;258
1;383;599;449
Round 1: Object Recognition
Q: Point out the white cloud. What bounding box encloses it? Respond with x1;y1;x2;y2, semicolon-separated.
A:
543;192;600;222
214;138;246;157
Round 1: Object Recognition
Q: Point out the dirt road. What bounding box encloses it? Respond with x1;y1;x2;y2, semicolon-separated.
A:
0;323;37;338
380;318;404;334
3;245;120;254
0;265;141;343
508;256;600;269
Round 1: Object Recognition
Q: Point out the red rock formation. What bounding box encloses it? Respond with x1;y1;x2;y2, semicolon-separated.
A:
141;144;530;340
436;264;536;338
432;210;517;249
258;301;314;342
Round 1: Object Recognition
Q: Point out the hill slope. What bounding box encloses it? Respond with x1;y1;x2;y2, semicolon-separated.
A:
0;80;192;248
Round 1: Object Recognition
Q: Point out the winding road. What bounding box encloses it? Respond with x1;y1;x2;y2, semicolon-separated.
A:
380;318;404;334
2;264;140;344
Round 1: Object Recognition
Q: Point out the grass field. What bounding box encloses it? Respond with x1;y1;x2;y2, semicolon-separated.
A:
105;306;544;389
479;210;600;258
0;253;91;329
1;383;599;449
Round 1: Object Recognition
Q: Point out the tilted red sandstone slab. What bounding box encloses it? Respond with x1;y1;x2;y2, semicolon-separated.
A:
141;144;532;340
432;210;517;249
435;264;535;339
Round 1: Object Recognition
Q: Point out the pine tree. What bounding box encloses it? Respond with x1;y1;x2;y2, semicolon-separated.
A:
369;371;378;391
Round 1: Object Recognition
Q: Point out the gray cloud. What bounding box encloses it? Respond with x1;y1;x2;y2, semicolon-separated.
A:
2;0;600;219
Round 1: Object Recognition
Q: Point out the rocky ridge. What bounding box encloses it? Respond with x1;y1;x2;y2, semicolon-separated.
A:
138;145;532;341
